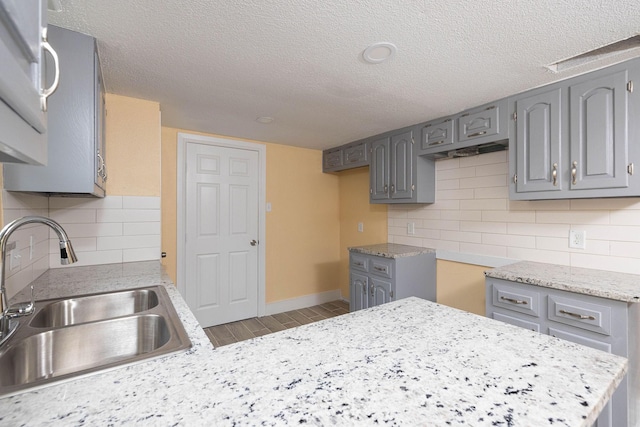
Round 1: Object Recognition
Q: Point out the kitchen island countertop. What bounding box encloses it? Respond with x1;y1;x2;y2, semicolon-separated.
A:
0;261;627;426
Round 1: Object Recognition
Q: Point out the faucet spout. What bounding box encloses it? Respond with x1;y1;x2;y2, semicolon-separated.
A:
0;216;78;345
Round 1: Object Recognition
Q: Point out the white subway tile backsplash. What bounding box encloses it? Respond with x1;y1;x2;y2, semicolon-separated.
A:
50;250;124;268
48;196;123;210
123;209;161;222
388;156;640;276
123;247;160;262
49;208;97;224
123;222;160;236
97;209;125;223
61;223;123;238
2;191;48;209
123;196;161;209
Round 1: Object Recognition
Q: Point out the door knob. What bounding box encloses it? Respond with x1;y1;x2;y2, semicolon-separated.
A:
250;240;258;246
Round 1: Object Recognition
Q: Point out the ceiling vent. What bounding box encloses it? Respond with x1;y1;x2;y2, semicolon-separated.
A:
546;35;640;73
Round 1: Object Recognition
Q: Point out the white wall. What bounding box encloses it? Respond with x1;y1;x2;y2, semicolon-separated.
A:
2;192;160;300
388;150;640;275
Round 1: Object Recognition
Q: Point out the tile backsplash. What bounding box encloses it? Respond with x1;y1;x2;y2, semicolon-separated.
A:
2;191;160;299
388;150;640;275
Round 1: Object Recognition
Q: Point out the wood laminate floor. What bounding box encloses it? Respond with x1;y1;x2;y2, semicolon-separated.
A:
204;300;350;347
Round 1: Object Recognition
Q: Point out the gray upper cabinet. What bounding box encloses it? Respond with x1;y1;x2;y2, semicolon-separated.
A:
417;117;454;156
569;69;629;191
369;127;435;204
4;25;106;197
513;87;563;194
510;58;640;200
457;102;503;143
418;99;509;159
322;140;368;173
0;0;52;165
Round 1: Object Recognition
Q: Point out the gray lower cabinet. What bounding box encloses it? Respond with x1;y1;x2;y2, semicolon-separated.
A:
349;251;436;312
486;277;639;427
3;25;106;197
510;58;640;200
0;0;50;165
369;127;435;204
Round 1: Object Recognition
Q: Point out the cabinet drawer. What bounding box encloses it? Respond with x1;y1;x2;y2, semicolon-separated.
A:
547;295;611;336
548;327;612;353
492;312;540;332
457;104;500;142
490;281;540;317
370;258;393;279
343;143;368;167
350;254;369;272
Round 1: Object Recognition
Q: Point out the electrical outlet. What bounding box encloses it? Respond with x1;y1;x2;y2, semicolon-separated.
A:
9;249;21;270
357;222;364;233
407;222;415;235
569;230;586;249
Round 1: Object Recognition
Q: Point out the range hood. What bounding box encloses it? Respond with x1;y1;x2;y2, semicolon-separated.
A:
429;139;509;160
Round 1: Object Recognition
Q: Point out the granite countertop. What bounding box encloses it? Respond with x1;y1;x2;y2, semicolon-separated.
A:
0;261;627;426
485;260;640;303
348;243;435;258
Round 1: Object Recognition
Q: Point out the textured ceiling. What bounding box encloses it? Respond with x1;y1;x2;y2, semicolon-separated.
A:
49;1;640;150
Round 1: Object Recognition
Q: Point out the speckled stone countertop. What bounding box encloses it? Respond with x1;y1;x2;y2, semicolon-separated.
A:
348;243;435;258
485;261;640;303
0;262;627;426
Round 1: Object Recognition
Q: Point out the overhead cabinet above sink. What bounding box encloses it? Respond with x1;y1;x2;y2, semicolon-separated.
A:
3;25;107;197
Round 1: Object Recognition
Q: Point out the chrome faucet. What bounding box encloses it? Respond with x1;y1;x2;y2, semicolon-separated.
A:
0;216;77;346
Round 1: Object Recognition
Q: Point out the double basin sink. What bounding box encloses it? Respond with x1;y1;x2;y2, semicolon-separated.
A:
0;286;191;397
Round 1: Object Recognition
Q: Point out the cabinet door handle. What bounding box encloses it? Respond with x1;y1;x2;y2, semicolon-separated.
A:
390;184;395;193
559;309;595;320
552;163;558;186
467;131;487;138
428;140;445;146
373;266;386;272
40;27;61;112
571;161;578;185
383;184;388;193
500;296;528;305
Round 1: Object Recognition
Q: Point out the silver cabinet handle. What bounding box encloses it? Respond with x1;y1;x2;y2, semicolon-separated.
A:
383;184;388;193
428;140;445;146
500;296;528;305
552;163;558;186
571;161;578;185
390;184;395;193
373;266;386;272
354;261;364;267
559;309;595;320
250;240;258;246
40;27;60;112
467;131;487;138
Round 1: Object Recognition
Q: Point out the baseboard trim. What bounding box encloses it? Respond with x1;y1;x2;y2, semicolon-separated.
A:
265;290;343;316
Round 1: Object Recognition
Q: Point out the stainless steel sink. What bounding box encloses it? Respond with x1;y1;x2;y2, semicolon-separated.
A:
0;286;191;396
30;288;159;327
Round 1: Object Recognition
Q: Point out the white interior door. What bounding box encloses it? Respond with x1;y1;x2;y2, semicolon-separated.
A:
184;141;260;327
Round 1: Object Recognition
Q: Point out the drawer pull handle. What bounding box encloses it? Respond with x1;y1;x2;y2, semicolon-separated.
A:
428;140;445;146
500;296;527;305
374;266;387;272
559;309;595;320
467;131;487;138
354;262;364;267
571;161;578;185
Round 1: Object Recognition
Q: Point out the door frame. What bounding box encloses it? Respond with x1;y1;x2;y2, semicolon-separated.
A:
176;132;267;318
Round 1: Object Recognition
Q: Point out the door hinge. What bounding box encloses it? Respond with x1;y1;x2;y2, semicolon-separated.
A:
512;112;517;121
628;163;634;175
513;174;518;184
628;81;634;93
390;290;394;298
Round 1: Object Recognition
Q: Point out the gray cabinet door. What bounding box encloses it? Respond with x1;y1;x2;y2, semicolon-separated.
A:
3;25;105;196
419;118;454;154
370;137;390;200
0;0;48;165
390;130;413;199
458;104;501;143
569;69;629;190
350;273;369;312
95;51;107;188
322;148;343;172
369;278;393;307
343;142;368;168
515;88;563;193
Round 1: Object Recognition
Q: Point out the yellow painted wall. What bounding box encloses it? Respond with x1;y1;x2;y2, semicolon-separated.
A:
161;127;342;303
338;168;387;298
436;260;488;316
105;94;161;196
